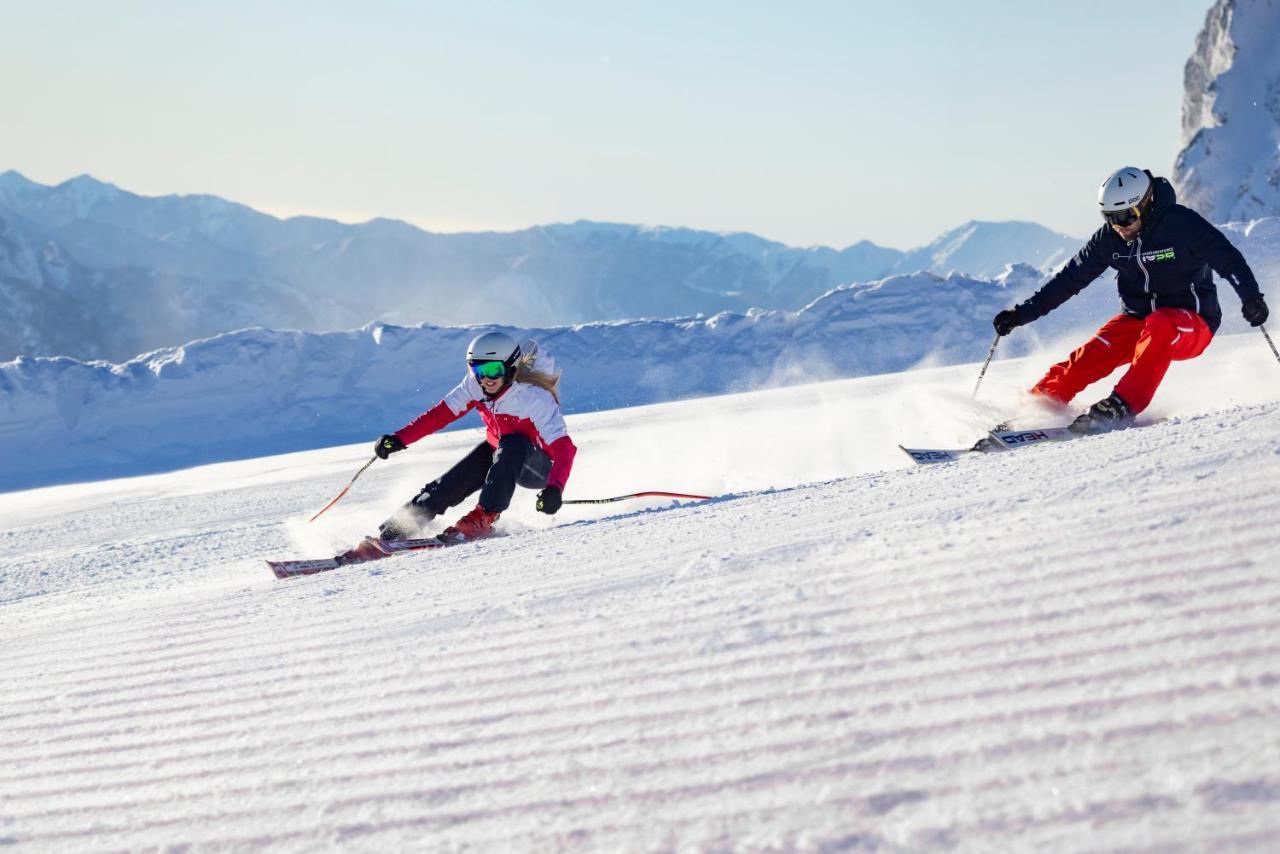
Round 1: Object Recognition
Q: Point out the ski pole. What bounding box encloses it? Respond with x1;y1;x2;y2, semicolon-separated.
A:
1261;325;1280;366
562;490;714;506
972;333;1001;399
308;455;378;522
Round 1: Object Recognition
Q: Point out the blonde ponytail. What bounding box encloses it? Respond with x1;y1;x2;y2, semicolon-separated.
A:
513;353;561;402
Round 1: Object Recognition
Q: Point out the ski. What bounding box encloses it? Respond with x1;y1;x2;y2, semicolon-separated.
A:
987;425;1076;450
899;424;1074;465
267;535;451;579
897;445;975;465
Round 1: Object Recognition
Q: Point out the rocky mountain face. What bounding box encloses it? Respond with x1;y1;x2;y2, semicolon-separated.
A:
1173;0;1280;222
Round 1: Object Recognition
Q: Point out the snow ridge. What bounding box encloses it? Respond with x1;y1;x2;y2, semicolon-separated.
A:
0;266;1065;491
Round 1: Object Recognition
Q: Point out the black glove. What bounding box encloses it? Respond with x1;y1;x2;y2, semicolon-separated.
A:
374;433;406;460
993;308;1023;337
535;485;562;515
1242;295;1269;327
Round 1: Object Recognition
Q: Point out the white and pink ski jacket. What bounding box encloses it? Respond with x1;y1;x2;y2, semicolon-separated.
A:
394;373;577;490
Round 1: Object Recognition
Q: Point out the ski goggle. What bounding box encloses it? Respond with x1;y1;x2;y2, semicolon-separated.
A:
1102;206;1141;227
470;360;507;381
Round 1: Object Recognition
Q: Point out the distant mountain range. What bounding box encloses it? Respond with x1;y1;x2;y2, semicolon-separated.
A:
0;170;1082;362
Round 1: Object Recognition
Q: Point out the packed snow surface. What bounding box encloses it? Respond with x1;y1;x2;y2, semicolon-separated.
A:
2;336;1279;851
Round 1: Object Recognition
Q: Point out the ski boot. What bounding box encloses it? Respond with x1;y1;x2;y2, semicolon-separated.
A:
341;538;391;564
438;504;501;544
969;422;1012;453
378;500;437;541
1068;392;1134;435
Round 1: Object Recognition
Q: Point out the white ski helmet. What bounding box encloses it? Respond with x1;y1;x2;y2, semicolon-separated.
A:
1098;167;1152;214
466;331;520;371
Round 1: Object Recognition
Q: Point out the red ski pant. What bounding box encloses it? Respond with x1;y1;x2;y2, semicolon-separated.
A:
1032;309;1212;414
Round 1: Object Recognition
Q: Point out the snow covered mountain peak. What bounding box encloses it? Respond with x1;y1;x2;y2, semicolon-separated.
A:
0;169;48;210
895;220;1079;279
994;262;1044;290
58;172;123;196
1173;0;1280;222
0;168;39;190
0;171;128;227
59;174;127;218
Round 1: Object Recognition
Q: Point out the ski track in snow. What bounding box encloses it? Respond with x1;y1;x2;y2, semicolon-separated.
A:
2;336;1279;851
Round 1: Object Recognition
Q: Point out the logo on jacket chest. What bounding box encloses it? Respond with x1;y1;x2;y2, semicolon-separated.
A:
1112;246;1176;264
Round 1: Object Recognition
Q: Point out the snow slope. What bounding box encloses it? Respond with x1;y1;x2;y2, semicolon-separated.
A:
2;336;1278;851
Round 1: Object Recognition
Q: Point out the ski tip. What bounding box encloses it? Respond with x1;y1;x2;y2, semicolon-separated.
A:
266;559;294;580
899;445;966;465
266;557;343;579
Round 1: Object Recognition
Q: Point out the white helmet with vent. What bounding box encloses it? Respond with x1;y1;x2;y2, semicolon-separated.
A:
465;332;521;391
466;331;520;365
1098;167;1151;213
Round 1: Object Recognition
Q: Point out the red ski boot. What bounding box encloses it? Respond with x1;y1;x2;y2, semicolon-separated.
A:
341;538;391;563
439;504;501;543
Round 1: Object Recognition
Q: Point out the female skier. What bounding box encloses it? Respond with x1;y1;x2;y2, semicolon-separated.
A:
372;331;576;543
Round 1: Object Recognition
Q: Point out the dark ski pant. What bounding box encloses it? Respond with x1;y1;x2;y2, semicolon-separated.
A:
1032;309;1213;414
413;435;551;515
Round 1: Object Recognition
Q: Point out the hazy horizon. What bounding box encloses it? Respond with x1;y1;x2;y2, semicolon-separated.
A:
2;1;1209;249
2;166;1094;250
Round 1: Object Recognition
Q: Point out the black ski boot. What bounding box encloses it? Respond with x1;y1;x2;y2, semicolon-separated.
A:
1068;392;1134;435
377;501;436;541
969;422;1012;453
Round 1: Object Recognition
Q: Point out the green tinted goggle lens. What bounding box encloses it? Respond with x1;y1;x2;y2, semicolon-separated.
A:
471;360;506;380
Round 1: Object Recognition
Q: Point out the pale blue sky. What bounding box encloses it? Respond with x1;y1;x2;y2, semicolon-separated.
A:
1;1;1212;248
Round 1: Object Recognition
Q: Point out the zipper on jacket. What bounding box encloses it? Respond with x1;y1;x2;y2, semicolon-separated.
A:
486;395;502;439
1136;236;1153;312
483;385;512;439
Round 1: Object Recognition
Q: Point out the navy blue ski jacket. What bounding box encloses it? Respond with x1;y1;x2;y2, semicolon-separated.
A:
1013;174;1262;334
